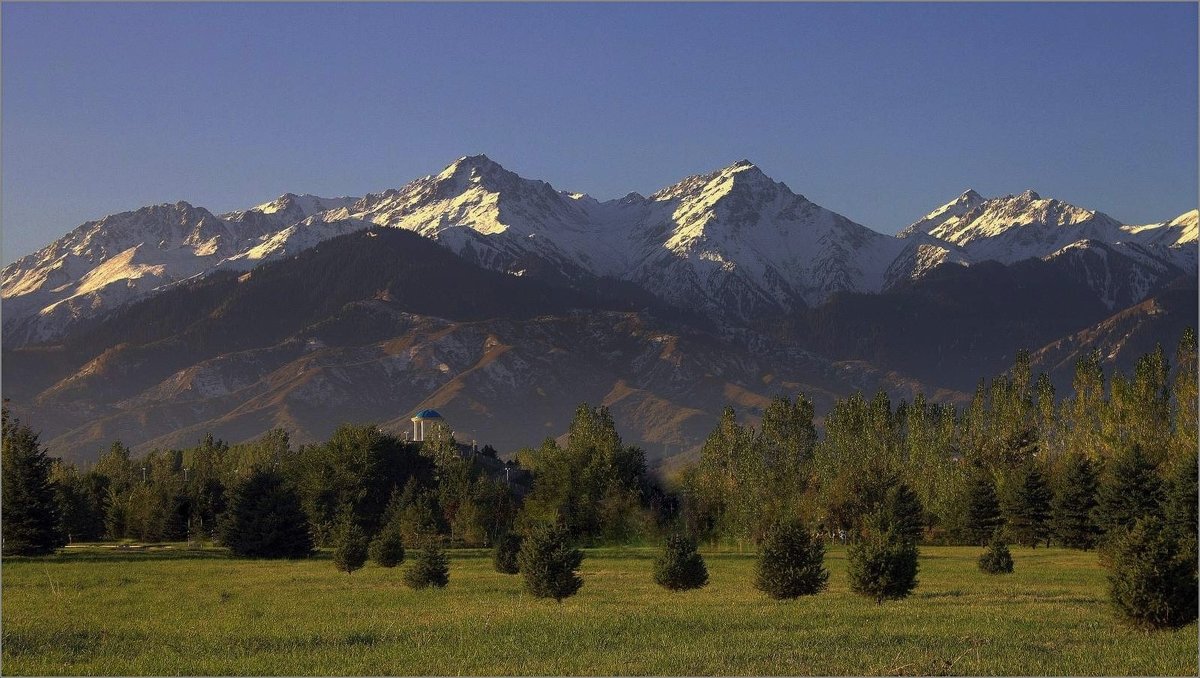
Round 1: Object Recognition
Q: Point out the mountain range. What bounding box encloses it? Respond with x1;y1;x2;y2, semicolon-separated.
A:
2;156;1195;465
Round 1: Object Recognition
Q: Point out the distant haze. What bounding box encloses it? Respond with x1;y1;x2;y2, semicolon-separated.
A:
2;2;1196;264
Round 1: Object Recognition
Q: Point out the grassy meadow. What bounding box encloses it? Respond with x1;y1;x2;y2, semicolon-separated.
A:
1;544;1196;675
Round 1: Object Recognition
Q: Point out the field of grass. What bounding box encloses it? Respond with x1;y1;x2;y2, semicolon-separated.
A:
1;544;1195;675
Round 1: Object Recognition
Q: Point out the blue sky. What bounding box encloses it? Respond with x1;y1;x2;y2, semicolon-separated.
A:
3;2;1196;263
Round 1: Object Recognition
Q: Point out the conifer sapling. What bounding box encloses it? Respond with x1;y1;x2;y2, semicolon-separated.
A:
754;521;828;599
654;533;709;591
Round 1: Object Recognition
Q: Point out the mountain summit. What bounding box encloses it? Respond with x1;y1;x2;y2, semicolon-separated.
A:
3;156;1195;344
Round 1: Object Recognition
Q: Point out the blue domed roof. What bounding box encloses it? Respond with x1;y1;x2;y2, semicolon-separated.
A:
412;409;443;419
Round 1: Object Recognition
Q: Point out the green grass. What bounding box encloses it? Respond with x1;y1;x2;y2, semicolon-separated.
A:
1;545;1195;675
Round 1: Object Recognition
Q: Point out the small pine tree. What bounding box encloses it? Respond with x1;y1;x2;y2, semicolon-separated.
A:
1093;445;1164;542
1051;454;1100;550
754;521;828;599
368;518;405;568
403;541;450;589
1;410;67;556
881;482;925;544
847;512;919;603
963;466;1003;546
1164;449;1198;543
978;529;1014;574
332;511;369;574
653;533;709;591
492;532;523;575
219;470;313;559
518;522;584;601
1007;463;1053;547
1107;515;1198;630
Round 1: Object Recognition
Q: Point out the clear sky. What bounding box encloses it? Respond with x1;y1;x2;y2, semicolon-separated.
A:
3;2;1197;264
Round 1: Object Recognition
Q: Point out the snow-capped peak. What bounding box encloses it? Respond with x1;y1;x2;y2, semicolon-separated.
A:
899;188;987;238
4;155;1195;346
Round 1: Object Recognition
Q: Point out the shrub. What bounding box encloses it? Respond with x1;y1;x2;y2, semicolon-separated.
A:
492;532;523;574
368;520;405;568
1108;515;1198;630
754;521;828;599
332;512;369;574
518;523;584;601
978;530;1014;574
847;513;919;603
653;533;709;591
218;470;313;559
403;542;450;589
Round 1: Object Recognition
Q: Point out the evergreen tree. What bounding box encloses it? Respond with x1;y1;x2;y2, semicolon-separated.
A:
962;466;1003;546
492;532;523;574
403;541;450;589
1;409;67;556
332;510;369;574
1007;463;1053;547
754;521;828;599
1093;445;1164;542
653;533;709;591
880;482;925;543
518;522;584;601
218;470;313;559
1051;454;1100;549
368;516;406;568
1107;515;1198;630
847;512;919;603
1164;449;1198;543
978;529;1014;574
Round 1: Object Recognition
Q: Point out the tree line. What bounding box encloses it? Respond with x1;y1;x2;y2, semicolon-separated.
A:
2;330;1196;627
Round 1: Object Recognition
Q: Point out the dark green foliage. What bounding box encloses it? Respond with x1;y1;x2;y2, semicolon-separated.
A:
881;482;925;543
754;522;828;599
50;462;106;543
653;533;709;591
1006;463;1053;547
289;424;435;546
492;532;523;574
1093;446;1164;541
332;511;369;574
1051;454;1100;549
403;542;450;589
847;513;919;603
368;519;405;568
978;530;1014;574
1;410;67;556
394;479;448;546
518;405;654;544
1164;449;1198;542
518;522;584;601
963;466;1003;546
1107;515;1198;630
218;470;313;559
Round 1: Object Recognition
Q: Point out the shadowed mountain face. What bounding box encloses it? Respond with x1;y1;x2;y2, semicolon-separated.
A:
2;229;935;464
2;157;1194;464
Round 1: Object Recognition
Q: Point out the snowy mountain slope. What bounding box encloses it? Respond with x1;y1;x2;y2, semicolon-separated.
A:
893;192;1196;298
4;156;1195;346
1041;239;1189;309
898;189;987;239
2;194;361;343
